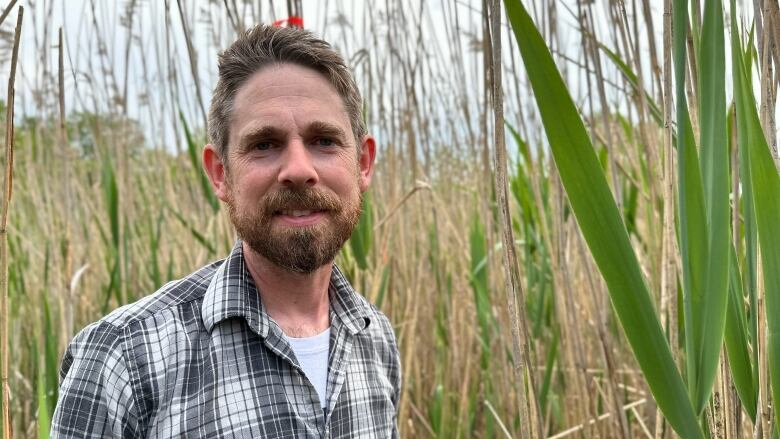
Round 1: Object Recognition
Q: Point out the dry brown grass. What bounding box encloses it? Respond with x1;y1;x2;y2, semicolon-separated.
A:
0;0;777;437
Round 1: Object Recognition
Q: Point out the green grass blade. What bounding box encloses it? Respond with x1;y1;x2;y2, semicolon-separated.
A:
672;0;708;405
598;44;664;125
503;1;702;436
724;243;757;420
37;375;50;439
507;123;538;226
348;193;373;270
373;263;390;309
169;207;216;255
101;156;119;250
42;296;58;417
538;330;558;414
691;0;730;413
36;346;49;439
731;7;780;423
429;384;443;436
179;111;219;213
469;211;494;369
506;121;531;165
735;25;761;387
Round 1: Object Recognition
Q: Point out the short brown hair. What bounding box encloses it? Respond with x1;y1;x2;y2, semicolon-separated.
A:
208;25;366;159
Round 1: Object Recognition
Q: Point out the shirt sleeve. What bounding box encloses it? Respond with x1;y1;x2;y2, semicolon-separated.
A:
390;337;401;439
51;320;140;438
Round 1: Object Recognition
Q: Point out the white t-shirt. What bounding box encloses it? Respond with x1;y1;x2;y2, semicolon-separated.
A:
284;328;331;408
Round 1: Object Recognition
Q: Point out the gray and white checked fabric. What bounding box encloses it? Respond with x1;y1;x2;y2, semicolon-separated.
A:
51;241;401;438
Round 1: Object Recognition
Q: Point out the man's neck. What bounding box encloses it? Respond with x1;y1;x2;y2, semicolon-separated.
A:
242;242;332;338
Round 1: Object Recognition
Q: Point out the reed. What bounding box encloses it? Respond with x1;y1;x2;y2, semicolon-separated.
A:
0;0;779;437
1;6;21;438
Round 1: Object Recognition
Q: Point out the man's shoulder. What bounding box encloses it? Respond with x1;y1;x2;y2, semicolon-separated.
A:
366;302;396;340
349;292;398;352
99;258;224;331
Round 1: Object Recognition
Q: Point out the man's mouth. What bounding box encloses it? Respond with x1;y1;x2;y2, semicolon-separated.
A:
278;209;320;217
273;209;328;226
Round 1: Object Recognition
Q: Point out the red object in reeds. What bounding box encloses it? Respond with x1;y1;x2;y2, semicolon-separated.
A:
272;16;303;29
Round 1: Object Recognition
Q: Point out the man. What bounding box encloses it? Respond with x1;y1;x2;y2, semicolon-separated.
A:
52;25;401;438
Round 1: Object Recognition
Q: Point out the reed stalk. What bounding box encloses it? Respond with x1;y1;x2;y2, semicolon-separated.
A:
1;6;22;438
488;1;540;436
0;0;17;28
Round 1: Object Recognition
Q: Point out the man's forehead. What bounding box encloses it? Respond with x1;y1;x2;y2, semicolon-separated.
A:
233;63;341;104
229;65;348;126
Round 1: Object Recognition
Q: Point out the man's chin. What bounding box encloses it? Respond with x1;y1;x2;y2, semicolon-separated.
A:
242;232;340;274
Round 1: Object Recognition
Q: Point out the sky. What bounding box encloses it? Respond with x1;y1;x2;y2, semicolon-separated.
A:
1;0;760;155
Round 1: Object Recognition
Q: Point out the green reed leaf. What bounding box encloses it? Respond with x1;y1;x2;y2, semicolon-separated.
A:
349;193;373;270
179;111;219;213
689;0;730;413
504;0;702;436
724;243;757;420
731;3;780;422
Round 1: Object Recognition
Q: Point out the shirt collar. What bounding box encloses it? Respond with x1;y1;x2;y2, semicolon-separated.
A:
202;241;373;337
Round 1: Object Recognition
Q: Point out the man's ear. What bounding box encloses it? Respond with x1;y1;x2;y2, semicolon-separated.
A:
357;135;376;193
203;144;230;202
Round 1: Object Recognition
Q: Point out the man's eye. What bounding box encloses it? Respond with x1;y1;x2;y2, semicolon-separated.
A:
255;142;272;150
316;138;335;147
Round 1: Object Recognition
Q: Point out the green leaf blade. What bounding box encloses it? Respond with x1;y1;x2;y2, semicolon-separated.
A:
731;2;780;422
724;244;757;420
691;0;731;413
504;1;702;436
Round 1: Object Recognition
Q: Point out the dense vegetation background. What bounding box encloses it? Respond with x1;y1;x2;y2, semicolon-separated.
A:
1;0;779;437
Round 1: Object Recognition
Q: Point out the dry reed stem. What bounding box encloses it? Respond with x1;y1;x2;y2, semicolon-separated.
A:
406;400;435;437
582;1;623;227
479;1;494;368
656;0;677;435
372;181;430;231
176;0;208;130
551;172;592;433
548;399;649;439
630;404;654;438
488;1;540;436
640;0;663;103
595;309;631;438
685;28;700;139
755;3;775;438
759;0;778;159
57;26;75;349
753;251;769;438
719;356;736;438
0;0;16;28
484;399;513;439
1;6;22;437
574;224;630;438
622;0;663;296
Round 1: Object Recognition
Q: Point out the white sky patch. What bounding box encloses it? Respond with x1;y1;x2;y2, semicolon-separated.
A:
0;0;769;158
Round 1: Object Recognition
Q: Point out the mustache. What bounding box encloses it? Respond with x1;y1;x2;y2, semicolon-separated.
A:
261;187;342;214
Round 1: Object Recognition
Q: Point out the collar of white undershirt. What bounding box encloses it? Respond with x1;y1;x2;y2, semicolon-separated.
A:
283;327;331;353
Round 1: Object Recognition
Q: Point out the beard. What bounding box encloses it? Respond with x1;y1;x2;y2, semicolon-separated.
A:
227;184;362;274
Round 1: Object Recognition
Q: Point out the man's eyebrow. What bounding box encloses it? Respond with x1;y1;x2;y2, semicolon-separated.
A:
237;126;285;149
303;121;348;140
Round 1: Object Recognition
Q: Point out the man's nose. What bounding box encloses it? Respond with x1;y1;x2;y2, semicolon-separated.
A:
277;139;318;187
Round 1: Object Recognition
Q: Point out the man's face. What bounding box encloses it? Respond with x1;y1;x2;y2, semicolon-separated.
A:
205;63;375;273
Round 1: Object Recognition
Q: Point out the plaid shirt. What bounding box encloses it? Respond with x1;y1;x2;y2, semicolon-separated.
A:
51;241;401;438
